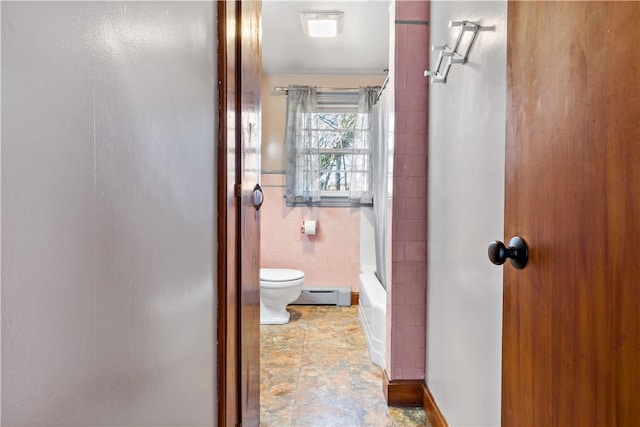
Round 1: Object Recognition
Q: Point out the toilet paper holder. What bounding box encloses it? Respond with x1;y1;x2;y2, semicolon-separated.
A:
301;220;318;235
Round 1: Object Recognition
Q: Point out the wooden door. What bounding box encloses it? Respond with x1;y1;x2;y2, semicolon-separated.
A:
502;2;640;426
217;1;261;426
237;1;262;426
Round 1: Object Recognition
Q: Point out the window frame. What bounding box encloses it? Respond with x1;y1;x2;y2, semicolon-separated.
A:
286;96;373;208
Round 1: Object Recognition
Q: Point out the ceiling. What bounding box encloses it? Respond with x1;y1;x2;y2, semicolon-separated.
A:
262;1;390;75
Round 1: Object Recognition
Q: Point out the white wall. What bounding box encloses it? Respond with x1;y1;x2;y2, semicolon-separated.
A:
1;2;216;425
360;208;376;268
426;2;506;426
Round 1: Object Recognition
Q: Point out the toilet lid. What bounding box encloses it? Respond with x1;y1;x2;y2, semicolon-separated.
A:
260;268;304;282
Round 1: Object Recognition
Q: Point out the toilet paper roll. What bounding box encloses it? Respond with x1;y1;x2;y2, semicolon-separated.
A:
301;220;317;235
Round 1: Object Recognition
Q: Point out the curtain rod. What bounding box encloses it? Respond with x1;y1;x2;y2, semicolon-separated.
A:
272;86;364;94
376;73;390;102
272;69;389;96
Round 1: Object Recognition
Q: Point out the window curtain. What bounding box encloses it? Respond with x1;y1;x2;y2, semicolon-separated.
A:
348;87;377;203
285;86;320;204
372;88;388;288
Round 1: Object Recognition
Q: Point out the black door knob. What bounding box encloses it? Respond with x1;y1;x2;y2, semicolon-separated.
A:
488;236;528;269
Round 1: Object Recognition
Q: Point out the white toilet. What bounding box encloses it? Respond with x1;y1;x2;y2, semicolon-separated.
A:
260;268;304;325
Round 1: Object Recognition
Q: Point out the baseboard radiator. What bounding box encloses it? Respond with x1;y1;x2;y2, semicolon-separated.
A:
292;286;351;306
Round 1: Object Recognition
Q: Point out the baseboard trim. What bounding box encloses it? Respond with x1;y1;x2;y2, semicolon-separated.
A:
422;382;448;427
382;370;423;406
351;291;359;305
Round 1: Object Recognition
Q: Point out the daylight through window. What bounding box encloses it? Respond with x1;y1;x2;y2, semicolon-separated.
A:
284;86;378;206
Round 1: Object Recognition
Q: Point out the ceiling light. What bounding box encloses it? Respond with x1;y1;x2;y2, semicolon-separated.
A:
300;11;343;38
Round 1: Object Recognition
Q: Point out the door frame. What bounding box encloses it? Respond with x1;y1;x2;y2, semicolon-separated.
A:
217;1;262;426
217;1;240;425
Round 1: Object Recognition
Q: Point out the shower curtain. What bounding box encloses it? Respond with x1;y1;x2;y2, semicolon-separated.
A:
372;90;388;288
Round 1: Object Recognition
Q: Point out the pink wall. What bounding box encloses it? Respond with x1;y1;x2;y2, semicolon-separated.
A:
260;173;361;290
260;74;384;292
388;0;430;381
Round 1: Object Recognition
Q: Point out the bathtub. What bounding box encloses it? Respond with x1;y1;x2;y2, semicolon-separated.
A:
358;266;386;370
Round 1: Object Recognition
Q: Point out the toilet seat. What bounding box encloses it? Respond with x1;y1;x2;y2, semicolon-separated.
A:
260;268;304;282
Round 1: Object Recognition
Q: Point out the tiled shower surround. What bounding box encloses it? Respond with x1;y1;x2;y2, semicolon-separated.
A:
388;0;429;381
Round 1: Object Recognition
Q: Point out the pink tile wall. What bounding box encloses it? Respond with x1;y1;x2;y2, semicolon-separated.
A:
260;173;361;290
389;0;429;381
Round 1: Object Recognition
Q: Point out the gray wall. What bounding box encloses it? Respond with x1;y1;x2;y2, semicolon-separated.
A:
1;2;216;425
427;2;507;426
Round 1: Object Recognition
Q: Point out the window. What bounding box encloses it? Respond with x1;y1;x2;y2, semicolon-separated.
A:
317;110;359;195
285;86;377;207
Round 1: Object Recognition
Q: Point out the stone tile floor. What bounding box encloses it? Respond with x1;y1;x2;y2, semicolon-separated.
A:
260;305;430;427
